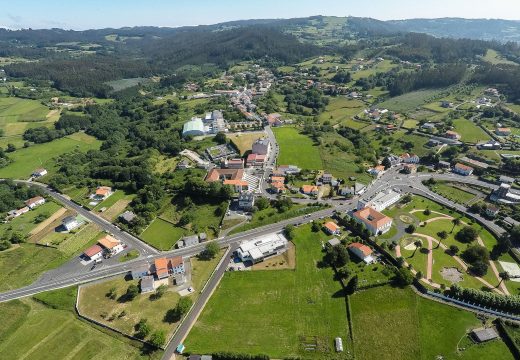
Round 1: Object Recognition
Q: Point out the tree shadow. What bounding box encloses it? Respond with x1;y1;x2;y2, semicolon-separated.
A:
163;309;181;324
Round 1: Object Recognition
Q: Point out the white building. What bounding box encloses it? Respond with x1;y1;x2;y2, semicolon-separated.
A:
25;196;45;209
97;235;124;256
348;242;375;264
182;117;205;137
238;192;255;210
236;233;288;264
62;216;83;231
357;189;401;212
352;207;393;236
32;168;48;177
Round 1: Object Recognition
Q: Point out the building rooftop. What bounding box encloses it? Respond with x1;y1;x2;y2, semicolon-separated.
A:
471;328;499;343
353;207;392;229
84;244;103;258
98;235;120;249
183;117;204;135
327;238;341;247
324;222;340;233
348;242;374;257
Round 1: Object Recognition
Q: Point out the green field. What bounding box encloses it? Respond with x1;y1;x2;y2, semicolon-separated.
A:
350;286;513;360
0;201;61;239
0;288;160;360
318;97;365;125
482;49;518;66
430;182;478;205
185;224;348;359
141;218;184;250
0;97;53;137
379;89;442;112
453;118;491;143
0;132;101;179
273;127;323;170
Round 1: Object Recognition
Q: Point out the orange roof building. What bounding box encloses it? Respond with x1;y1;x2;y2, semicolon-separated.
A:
95;186;112;199
348;242;375;263
324;221;341;235
98;235;121;250
154;258;169;279
301;185;319;195
83;244;103;260
352;207;393;235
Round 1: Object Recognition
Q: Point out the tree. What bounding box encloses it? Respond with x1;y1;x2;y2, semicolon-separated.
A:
202;241;220;260
401;194;412;204
462;245;490;264
125;284;139;301
178;213;193;226
135;319;151;339
455;226;478;243
149;330;166;348
423;208;431;216
449;245;459;255
497;271;510;288
324;245;350;268
395;267;414;286
214;132;227;145
154;284;168;300
284;225;295;240
311;222;321;232
337;265;350;279
450;217;461;233
416;271;423;280
437;230;448;249
469;261;488;277
9;232;25;244
106;286;117;300
345;275;358;295
412;240;422;257
406;224;416;234
6;143;16;153
396;256;405;268
255;197;269;211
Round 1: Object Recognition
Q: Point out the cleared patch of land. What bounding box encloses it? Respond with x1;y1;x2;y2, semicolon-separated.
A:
273;127;323;170
227;132;266;155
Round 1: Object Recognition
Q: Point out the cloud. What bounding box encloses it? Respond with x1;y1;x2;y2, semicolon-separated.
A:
7;13;22;23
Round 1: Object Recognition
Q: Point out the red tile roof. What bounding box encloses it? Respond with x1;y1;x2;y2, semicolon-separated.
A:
348;242;373;257
353;207;392;229
97;235;120;249
169;256;183;268
84;244;103;258
324;222;340;233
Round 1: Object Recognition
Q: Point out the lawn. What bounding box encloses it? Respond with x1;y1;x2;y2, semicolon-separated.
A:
0;132;101;179
273;127;323;170
227;132;266;155
430;182;478;205
452;118;491;144
0;201;61;239
141;218;184;251
350;285;513;360
185;224;349;359
482;49;518;66
0;288;160;360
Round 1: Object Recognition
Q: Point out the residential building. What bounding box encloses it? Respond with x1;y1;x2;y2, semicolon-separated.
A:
182;117;205;137
177;159;191;170
324;221;341;236
485;204;500;217
7;207;30;219
402;164;417;174
352;207;393;235
97;235;124;256
252;138;271;155
270;181;286;194
178;235;200;248
205;168;250;192
83;245;103;261
440;101;453;108
401;153;420;164
32;168;48;177
301;185;319;196
131;264;150;280
246;153;266;167
321;173;333;184
499;175;515;184
238;192;255;210
223;158;244;169
477;140;501;150
437;160;451;169
358;189;401;212
421;122;436;130
25;196;45;209
154;258;170;280
453;163;474;176
276;165;301;175
491;183;520;204
385;154;401;167
119;211;136;224
94;186;112;201
140;276;155;293
266;113;282;126
62;216;82;231
339;182;366;196
236;233;288;264
348;242;375;264
368;165;385;177
170;256;185;275
496;128;512;136
445;130;461;140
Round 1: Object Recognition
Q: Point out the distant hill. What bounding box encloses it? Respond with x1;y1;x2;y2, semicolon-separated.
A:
388;18;520;42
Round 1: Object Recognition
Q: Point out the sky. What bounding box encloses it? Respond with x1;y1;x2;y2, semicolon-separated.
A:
1;0;520;30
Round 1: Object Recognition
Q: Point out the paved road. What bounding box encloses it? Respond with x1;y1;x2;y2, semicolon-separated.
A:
162;244;238;360
0;203;349;303
15;180;159;256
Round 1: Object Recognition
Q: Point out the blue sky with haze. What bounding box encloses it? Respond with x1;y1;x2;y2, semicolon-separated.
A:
2;0;520;30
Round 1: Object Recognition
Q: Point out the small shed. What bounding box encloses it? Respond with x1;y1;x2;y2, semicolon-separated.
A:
471;328;499;343
327;238;341;247
140;275;155;293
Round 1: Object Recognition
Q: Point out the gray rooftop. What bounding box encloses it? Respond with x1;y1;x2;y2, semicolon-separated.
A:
471;328;499;342
327;238;341;247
